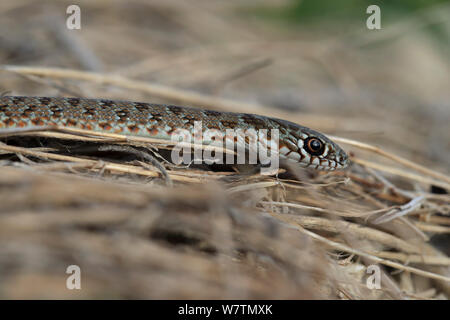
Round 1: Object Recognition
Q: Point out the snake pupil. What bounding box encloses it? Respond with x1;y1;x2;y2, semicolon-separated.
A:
305;137;324;156
311;140;320;150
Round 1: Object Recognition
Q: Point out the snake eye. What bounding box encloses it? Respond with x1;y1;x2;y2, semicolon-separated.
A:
305;137;324;156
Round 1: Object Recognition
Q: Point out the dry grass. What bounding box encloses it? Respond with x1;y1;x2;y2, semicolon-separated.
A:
0;0;448;299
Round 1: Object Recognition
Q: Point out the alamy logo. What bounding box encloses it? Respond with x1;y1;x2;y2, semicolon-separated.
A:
366;5;381;30
366;264;381;289
66;265;81;290
66;5;81;30
170;121;280;175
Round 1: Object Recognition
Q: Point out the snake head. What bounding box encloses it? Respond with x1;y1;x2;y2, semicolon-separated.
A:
272;119;349;171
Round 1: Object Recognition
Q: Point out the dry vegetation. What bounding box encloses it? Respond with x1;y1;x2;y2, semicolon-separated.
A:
0;0;448;299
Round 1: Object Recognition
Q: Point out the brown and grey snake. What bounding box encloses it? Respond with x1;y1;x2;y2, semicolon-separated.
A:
0;96;349;171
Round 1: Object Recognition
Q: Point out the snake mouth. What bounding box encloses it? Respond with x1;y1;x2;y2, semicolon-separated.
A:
283;149;349;171
337;150;350;169
326;151;349;170
333;158;349;170
320;157;349;171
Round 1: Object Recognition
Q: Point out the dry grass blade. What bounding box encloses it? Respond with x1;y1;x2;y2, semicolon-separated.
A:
373;196;426;224
0;142;201;183
270;212;450;283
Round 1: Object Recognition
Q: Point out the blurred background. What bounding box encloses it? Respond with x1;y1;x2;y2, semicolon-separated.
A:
0;0;448;299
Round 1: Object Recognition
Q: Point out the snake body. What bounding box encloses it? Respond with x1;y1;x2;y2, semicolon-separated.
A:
0;96;348;170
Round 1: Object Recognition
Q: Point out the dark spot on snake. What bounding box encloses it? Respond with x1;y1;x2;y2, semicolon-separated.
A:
240;114;267;130
3;118;15;126
66;119;78;126
39;97;52;105
12;97;25;104
98;122;112;130
203;110;221;117
135;102;150;112
168;105;184;115
128;125;139;133
100;100;115;108
68;98;81;106
31;118;44;126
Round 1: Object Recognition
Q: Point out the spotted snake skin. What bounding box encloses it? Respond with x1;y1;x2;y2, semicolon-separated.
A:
0;96;349;170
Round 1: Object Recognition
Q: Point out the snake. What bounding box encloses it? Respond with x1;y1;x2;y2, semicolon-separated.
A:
0;96;349;171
